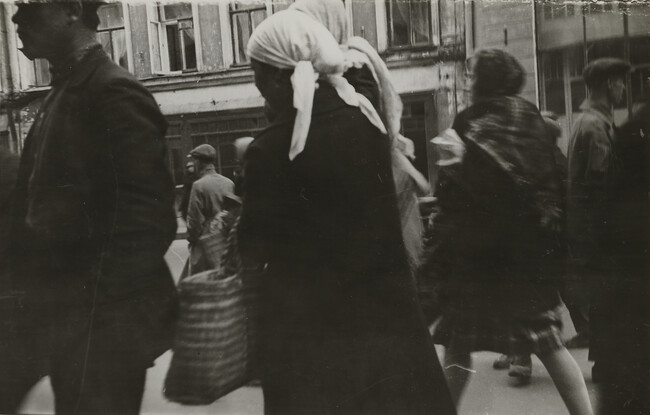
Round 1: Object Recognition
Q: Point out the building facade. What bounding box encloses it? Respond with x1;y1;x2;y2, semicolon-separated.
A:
0;0;468;187
2;1;649;186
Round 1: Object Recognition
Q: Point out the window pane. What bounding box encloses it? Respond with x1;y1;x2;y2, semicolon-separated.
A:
631;67;650;105
166;25;183;71
111;29;128;69
97;3;124;30
163;3;192;20
182;27;197;70
570;79;586;112
97;31;113;60
630;37;650;65
411;0;431;45
34;59;51;86
387;0;410;46
251;9;266;29
233;12;251;64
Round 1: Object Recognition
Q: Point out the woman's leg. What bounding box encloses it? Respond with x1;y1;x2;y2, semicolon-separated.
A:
537;347;594;415
443;348;473;407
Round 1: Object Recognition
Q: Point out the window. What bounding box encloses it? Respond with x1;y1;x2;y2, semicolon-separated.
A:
97;3;129;70
32;59;51;87
230;2;268;65
386;0;433;48
149;3;198;73
541;51;565;115
543;2;575;20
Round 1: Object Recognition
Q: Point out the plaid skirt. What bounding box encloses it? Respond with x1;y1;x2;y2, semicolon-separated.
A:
432;304;565;356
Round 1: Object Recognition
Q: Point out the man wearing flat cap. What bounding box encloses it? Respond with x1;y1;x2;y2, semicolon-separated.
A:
1;1;178;414
185;144;235;250
566;57;631;380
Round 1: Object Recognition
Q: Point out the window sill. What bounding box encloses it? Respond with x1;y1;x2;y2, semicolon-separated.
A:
382;44;466;68
142;66;255;92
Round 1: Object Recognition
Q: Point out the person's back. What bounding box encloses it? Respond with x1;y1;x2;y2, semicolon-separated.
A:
186;169;234;244
245;81;405;278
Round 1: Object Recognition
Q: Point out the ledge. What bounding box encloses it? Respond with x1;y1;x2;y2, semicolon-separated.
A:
141;66;255;93
383;43;466;69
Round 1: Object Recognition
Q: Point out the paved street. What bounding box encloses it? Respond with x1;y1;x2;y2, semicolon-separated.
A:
18;238;601;415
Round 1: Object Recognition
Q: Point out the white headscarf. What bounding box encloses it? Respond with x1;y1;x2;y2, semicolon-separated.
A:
290;0;415;159
247;9;387;161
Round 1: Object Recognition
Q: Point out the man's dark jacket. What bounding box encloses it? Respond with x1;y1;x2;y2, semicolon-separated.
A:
7;46;177;362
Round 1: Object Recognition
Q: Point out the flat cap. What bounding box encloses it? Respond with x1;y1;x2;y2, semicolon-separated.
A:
188;144;217;162
583;58;631;88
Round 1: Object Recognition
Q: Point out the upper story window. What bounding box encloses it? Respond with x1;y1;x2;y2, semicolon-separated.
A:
148;3;200;74
584;0;616;14
386;0;434;48
97;3;129;70
543;2;575;20
230;1;268;65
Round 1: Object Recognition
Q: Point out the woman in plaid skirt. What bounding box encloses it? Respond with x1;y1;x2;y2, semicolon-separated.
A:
427;49;593;415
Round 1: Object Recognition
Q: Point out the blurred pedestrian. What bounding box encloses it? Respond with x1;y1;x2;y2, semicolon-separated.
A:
239;10;455;415
179;159;197;221
0;2;178;414
183;144;234;274
491;112;572;383
566;57;631;381
290;0;431;272
598;94;650;414
429;49;593;415
0;149;19;274
0;148;19;334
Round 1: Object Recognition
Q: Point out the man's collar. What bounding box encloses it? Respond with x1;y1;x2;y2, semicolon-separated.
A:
49;44;104;86
200;165;217;177
580;98;614;125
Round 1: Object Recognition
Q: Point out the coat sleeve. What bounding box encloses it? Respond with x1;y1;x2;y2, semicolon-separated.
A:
238;145;273;265
90;76;176;283
186;183;205;244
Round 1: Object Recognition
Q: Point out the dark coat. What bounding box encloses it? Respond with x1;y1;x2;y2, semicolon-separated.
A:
0;150;19;291
431;96;563;316
239;83;455;415
566;100;618;280
7;46;177;363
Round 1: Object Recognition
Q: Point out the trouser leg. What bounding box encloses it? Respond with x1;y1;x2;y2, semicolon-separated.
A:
50;343;149;415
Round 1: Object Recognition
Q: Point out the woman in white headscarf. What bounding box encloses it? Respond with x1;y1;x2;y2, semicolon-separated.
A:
238;9;455;415
290;0;430;272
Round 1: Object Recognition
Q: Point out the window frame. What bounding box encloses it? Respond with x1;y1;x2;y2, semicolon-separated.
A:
96;2;134;73
378;0;440;51
147;2;203;75
220;1;272;68
376;0;440;53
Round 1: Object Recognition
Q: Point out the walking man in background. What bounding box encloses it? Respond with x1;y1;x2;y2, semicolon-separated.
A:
1;1;178;414
185;144;235;247
566;57;631;381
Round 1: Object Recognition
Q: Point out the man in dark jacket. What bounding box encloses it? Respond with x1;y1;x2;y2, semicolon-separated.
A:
0;2;177;414
566;57;631;382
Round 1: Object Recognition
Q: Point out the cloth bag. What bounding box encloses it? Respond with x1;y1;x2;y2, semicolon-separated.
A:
164;220;261;405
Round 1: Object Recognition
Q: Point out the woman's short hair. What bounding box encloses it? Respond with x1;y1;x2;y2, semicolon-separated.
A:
471;49;525;98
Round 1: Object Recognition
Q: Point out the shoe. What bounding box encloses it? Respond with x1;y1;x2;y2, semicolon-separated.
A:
509;355;532;381
493;354;512;370
565;333;589;349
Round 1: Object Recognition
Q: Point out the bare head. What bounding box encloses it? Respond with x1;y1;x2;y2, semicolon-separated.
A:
12;1;101;64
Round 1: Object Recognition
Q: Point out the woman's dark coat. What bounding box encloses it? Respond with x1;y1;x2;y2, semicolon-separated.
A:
430;96;563;317
239;83;455;415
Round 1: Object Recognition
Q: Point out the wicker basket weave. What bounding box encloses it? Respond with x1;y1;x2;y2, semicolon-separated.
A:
164;217;261;405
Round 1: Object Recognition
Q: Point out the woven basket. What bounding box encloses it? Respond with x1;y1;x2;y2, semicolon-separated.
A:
164;267;260;405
